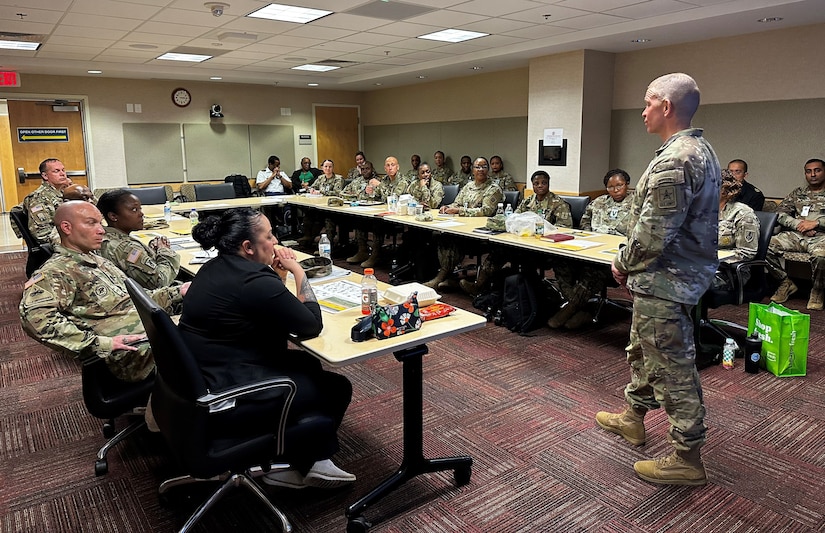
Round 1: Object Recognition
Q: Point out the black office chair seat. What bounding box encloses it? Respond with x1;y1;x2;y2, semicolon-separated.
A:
81;358;154;476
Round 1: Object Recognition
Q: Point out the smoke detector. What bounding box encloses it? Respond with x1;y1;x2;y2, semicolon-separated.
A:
205;2;229;17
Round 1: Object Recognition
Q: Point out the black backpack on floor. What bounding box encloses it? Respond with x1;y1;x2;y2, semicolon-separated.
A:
498;271;552;335
225;174;252;198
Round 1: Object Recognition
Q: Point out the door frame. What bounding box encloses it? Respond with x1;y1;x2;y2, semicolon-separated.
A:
0;93;93;212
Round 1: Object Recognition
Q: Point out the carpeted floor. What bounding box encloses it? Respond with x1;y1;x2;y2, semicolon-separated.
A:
0;249;823;532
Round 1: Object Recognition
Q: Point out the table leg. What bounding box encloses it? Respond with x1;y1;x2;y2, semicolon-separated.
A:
345;345;472;531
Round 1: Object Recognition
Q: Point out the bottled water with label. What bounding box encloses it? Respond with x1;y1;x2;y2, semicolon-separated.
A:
722;338;736;369
189;208;199;227
163;201;172;222
318;233;331;260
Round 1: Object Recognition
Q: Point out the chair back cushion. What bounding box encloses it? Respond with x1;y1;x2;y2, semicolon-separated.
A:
81;358;153;419
194;183;236;201
754;211;778;261
559;195;591;229
440;184;459;207
124;186;168;205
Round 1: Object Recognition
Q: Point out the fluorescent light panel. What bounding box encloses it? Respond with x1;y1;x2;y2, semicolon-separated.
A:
0;40;40;51
247;3;332;24
156;52;212;62
417;29;487;43
292;64;339;72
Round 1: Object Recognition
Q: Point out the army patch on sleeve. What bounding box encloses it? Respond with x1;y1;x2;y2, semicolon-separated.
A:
127;248;143;264
656;186;677;209
24;272;44;289
745;229;756;243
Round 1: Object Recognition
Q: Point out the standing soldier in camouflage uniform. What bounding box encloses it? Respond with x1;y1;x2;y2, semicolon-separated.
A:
21;158;73;245
347;157;409;268
424;157;503;289
431;150;456;186
460;169;571;296
97;189;181;290
406;162;444;210
766;158;825;309
713;169;760;289
19;201;188;382
597;73;720;486
548;169;633;328
403;154;421;182
455;155;473;190
489;155;518;192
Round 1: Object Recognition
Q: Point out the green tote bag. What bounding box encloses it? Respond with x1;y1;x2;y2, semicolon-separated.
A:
747;302;809;377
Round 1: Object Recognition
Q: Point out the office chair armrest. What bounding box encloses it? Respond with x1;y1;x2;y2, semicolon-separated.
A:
734;258;768;304
197;377;296;407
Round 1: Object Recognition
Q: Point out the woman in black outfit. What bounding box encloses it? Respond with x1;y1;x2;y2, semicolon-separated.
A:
180;207;355;489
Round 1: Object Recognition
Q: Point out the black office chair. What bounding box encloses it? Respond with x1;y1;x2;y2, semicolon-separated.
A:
81;357;154;476
9;206;54;277
125;279;336;533
125;186;168;205
559;195;591;228
440;184;459;207
696;210;778;343
194;183;236;201
503;190;520;211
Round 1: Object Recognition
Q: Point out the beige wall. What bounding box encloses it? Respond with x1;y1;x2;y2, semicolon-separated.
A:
0;75;362;190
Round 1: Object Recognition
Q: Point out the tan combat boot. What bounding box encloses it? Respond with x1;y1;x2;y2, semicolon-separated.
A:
633;449;707;486
346;241;370;265
771;278;798;303
807;288;824;310
360;246;381;269
424;269;450;289
548;284;590;328
595;405;646;445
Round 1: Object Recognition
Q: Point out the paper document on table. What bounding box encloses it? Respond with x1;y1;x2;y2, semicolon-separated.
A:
600;247;620;256
548;239;603;251
189;249;217;264
348;206;383;212
287;265;351;285
260;197;286;204
312;279;363;313
567;230;599;238
432;220;464;228
202;202;232;208
134;232;163;240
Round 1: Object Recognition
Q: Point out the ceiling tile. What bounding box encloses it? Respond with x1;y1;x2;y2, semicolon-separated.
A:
52;26;128;40
449;0;549;18
68;0;162;19
257;35;325;48
148;7;237;27
502;24;576;40
556;13;629;30
0;6;62;24
61;13;143;31
36;50;98;60
555;0;643;11
504;4;595;23
0;0;72;10
284;25;356;40
120;32;190;46
370;21;442;38
135;21;213;37
606;0;694;19
310;13;388;32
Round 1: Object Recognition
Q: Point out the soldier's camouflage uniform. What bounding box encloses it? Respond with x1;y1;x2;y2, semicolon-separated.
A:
613;128;720;454
766;185;825;289
435;179;503;272
100;226;181;289
19;246;185;382
489;171;517;192
346;167;361;182
431;166;456;186
553;194;632;306
407;178;445;210
455;171;472;191
515;192;573;227
713;201;760;289
309;174;346;240
23;182;63;245
352;175;410;249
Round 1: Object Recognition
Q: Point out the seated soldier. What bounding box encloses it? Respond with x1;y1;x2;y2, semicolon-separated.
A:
548;169;632;329
21;158;74;245
489;155;518;192
424;157;503;289
455;155;473;190
297;159;345;248
97;189;181;289
62;184;97;203
19;201;188;382
713;169;760;289
406;162;444;210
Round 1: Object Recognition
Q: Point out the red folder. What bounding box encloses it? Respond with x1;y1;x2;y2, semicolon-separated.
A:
541;233;575;242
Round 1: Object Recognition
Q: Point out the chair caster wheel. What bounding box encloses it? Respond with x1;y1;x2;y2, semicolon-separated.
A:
94;459;108;476
347;516;371;533
455;465;471;486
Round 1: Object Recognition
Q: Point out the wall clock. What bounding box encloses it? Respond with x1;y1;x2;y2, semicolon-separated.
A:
171;87;191;107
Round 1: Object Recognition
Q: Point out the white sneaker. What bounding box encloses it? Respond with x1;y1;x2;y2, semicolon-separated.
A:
304;459;356;488
262;468;308;489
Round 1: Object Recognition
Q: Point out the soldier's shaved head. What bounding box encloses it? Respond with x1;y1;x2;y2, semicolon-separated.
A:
55;201;105;252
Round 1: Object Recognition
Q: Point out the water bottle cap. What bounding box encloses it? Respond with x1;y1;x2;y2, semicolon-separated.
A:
364;268;374;276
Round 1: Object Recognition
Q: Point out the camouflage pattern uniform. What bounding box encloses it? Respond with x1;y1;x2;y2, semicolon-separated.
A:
403;169;420;182
712;200;760;289
431;166;456;186
407;178;445;210
489;171;517;192
435;179;503;272
340;175;370;201
353;175;411;247
455;170;473;190
581;194;633;235
346;167;360;182
100;226;181;289
19;246;185;382
766;186;825;288
553;194;632;311
614;128;720;454
22;182;63;245
312;173;344;197
516;192;573;227
377;175;410;202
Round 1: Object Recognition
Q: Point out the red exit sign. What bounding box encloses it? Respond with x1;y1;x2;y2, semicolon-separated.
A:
0;71;20;87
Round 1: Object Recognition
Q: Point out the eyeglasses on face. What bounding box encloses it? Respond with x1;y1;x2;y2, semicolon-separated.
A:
474;165;488;170
606;184;627;191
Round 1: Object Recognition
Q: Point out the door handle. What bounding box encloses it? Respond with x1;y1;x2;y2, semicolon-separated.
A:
17;168;26;184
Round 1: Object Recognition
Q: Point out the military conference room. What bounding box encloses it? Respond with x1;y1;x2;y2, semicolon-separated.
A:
1;1;824;532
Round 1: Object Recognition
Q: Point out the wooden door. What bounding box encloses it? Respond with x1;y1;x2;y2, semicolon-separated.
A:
314;105;359;175
7;100;88;204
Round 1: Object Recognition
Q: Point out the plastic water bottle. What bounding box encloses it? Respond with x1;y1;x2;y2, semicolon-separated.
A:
722;338;736;369
388;194;398;213
189;208;199;228
504;204;513;217
163;201;172;222
496;203;504;216
318;233;331;260
361;268;378;315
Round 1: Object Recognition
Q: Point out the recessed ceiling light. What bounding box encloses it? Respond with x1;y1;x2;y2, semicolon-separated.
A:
418;29;487;43
374;82;382;86
417;75;427;79
247;3;332;24
470;66;483;70
0;40;40;51
156;52;212;62
631;38;651;43
757;17;783;23
292;64;339;72
307;83;319;87
87;70;102;74
210;76;222;80
129;43;158;50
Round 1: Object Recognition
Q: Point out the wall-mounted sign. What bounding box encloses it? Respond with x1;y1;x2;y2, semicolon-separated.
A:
0;71;20;87
18;127;69;143
298;134;312;146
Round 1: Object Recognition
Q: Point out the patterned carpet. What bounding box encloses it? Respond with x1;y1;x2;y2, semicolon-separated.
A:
1;249;823;532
